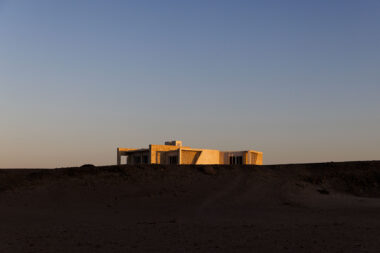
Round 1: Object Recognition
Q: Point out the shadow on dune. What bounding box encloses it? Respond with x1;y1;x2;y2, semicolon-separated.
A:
1;161;380;197
0;161;380;252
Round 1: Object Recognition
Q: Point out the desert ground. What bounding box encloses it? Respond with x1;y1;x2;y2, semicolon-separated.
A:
0;161;380;252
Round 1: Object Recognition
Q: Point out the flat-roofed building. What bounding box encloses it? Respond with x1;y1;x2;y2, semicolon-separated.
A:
117;141;263;165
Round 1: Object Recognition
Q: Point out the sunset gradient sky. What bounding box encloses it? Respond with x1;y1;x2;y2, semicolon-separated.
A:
0;0;379;167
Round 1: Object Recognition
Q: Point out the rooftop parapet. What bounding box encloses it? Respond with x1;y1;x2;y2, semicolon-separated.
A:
164;140;182;147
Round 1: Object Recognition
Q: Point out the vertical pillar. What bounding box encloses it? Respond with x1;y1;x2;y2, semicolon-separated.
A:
178;148;182;165
149;145;152;164
117;148;121;165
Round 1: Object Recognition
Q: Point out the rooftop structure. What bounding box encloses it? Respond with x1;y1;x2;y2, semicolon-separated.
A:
117;140;263;165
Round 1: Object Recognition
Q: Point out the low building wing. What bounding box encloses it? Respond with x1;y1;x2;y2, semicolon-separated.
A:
117;140;263;165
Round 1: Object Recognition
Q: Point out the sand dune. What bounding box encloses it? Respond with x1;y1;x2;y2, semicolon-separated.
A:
0;161;380;252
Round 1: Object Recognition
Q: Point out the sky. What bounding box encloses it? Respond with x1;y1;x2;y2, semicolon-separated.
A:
0;0;379;168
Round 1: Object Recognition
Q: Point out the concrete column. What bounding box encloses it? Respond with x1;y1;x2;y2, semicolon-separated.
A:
117;148;121;165
149;145;152;164
178;148;182;165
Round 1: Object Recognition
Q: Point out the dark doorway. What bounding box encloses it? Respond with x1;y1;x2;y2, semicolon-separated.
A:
169;156;178;165
230;156;243;165
133;156;141;164
142;155;148;164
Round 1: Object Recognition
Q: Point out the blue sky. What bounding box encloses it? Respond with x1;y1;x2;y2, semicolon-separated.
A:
0;0;379;167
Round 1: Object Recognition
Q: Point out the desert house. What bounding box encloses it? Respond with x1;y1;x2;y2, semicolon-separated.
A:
117;140;263;165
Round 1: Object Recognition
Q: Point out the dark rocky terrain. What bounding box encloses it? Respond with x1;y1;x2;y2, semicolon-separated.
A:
1;161;380;252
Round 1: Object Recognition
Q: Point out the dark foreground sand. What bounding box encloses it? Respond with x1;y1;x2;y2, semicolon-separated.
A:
1;161;380;252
